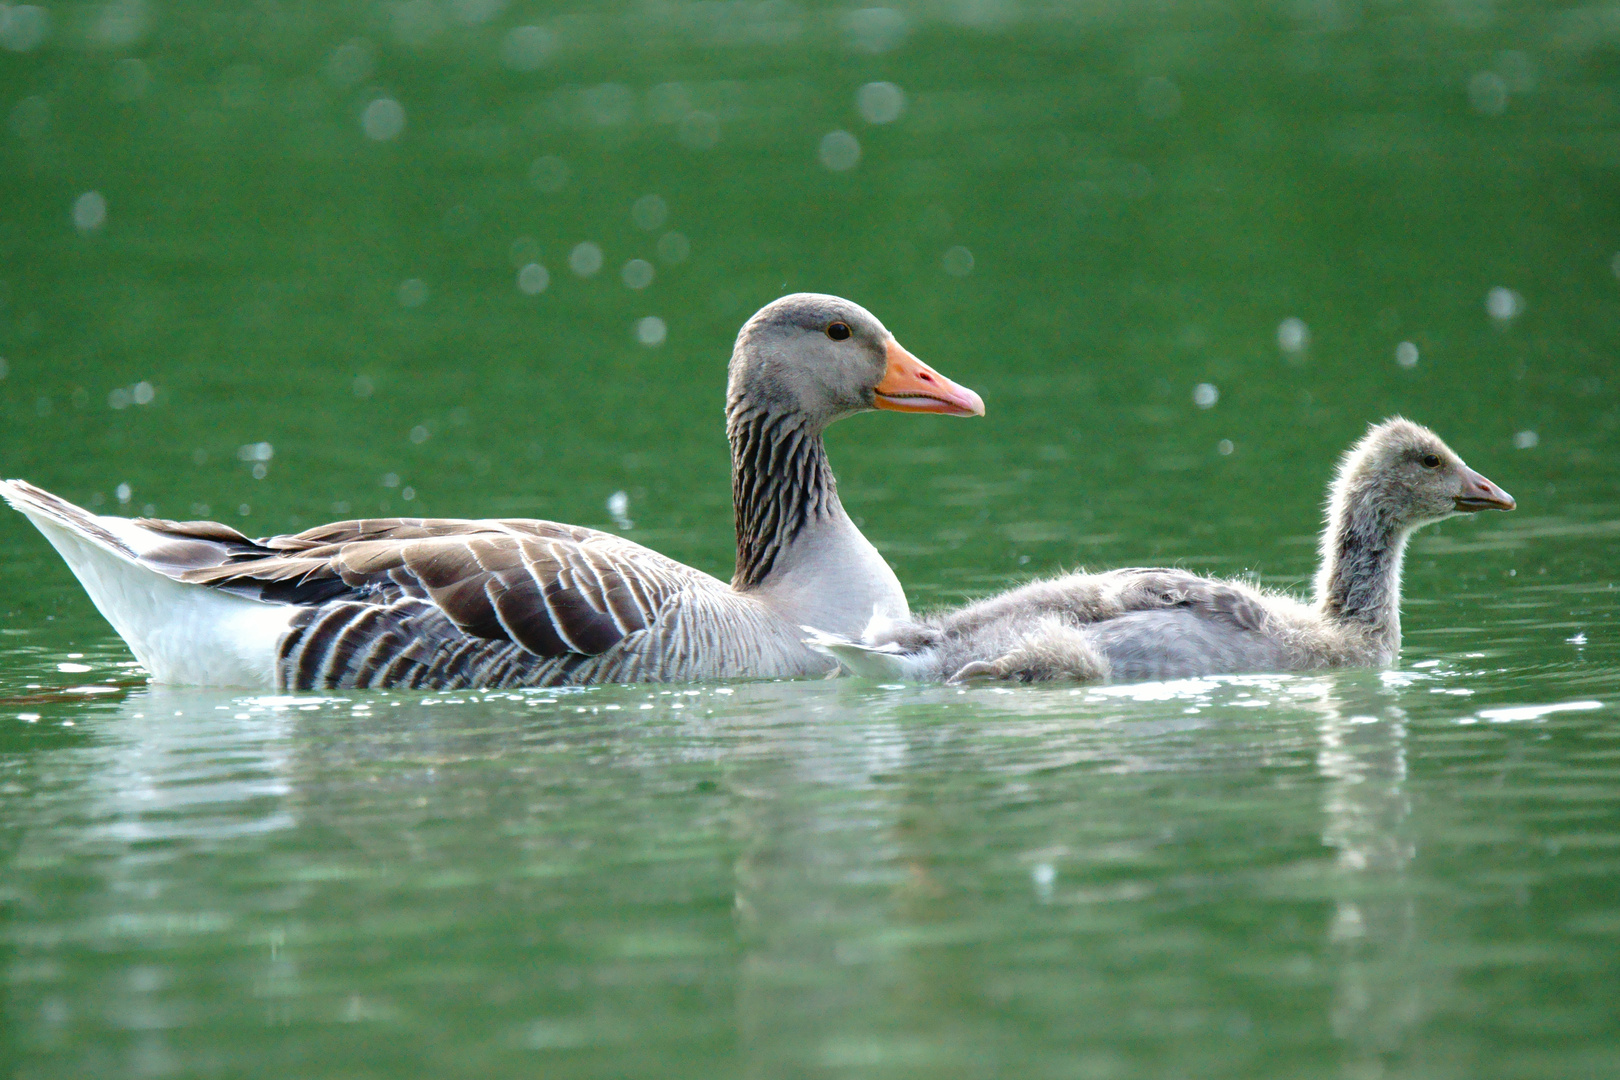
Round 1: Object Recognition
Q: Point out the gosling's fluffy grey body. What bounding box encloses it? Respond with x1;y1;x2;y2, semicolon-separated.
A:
819;419;1514;684
847;568;1342;683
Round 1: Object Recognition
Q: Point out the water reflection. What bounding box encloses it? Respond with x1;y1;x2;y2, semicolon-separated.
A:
1310;688;1427;1077
85;689;299;845
1;658;1616;1076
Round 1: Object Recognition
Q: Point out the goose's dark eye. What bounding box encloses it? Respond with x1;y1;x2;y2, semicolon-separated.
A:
1420;453;1442;468
826;322;851;341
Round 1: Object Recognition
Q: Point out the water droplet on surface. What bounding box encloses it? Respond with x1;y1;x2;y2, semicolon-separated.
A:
1217;439;1234;455
1513;429;1538;450
818;130;861;171
398;278;428;308
1193;383;1219;409
1486;286;1522;322
517;263;549;295
236;442;273;462
381;473;400;488
1031;862;1055;901
502;25;554;71
132;381;154;405
856;81;905;124
606;490;632;529
527;155;569;192
656;232;690;264
1395;341;1419;368
108;387;131;410
568;243;603;277
362;98;406;141
73;192;108;234
251;462;268;480
942;246;974;277
635;317;667;347
116;483;132;504
409;425;430;444
401;486;416;501
631;194;668;231
353;375;374;397
621;259;654;290
1277;317;1309;354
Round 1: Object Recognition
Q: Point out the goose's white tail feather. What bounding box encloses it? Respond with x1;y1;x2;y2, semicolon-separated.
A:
801;625;924;680
2;481;288;687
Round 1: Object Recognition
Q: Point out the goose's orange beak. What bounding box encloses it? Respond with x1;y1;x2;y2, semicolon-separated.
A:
873;339;985;417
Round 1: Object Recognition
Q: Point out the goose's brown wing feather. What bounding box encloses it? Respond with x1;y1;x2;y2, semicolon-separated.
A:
167;518;708;660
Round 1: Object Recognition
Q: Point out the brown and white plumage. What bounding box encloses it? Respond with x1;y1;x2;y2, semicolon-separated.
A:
814;419;1515;684
2;294;984;689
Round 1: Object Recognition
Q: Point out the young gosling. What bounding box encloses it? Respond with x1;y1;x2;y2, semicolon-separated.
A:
814;418;1514;684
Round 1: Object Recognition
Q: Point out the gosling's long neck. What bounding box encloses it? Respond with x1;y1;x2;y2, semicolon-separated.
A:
1313;482;1410;650
726;398;908;634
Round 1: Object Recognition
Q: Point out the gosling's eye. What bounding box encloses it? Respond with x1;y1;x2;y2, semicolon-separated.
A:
826;322;851;341
1420;453;1442;468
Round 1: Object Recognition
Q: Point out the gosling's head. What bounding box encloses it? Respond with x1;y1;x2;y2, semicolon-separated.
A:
1331;417;1515;531
728;293;984;427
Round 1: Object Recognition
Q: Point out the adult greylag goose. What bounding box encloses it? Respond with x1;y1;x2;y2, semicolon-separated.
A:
813;418;1513;683
2;294;984;689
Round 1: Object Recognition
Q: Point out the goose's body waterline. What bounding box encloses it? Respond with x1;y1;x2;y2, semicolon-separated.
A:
815;419;1515;684
3;295;984;689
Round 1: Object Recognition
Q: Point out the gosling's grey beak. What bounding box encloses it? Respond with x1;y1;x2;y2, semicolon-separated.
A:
1455;465;1515;512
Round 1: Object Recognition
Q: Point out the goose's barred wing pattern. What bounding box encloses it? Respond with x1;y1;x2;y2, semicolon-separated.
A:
141;516;727;689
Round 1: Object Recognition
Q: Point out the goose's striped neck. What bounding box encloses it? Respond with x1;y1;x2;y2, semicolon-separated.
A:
727;402;839;591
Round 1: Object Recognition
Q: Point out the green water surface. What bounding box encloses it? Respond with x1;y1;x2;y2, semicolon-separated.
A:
3;2;1619;1077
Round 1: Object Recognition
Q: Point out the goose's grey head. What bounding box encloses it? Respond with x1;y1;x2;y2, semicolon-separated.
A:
728;293;984;427
1334;417;1515;529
